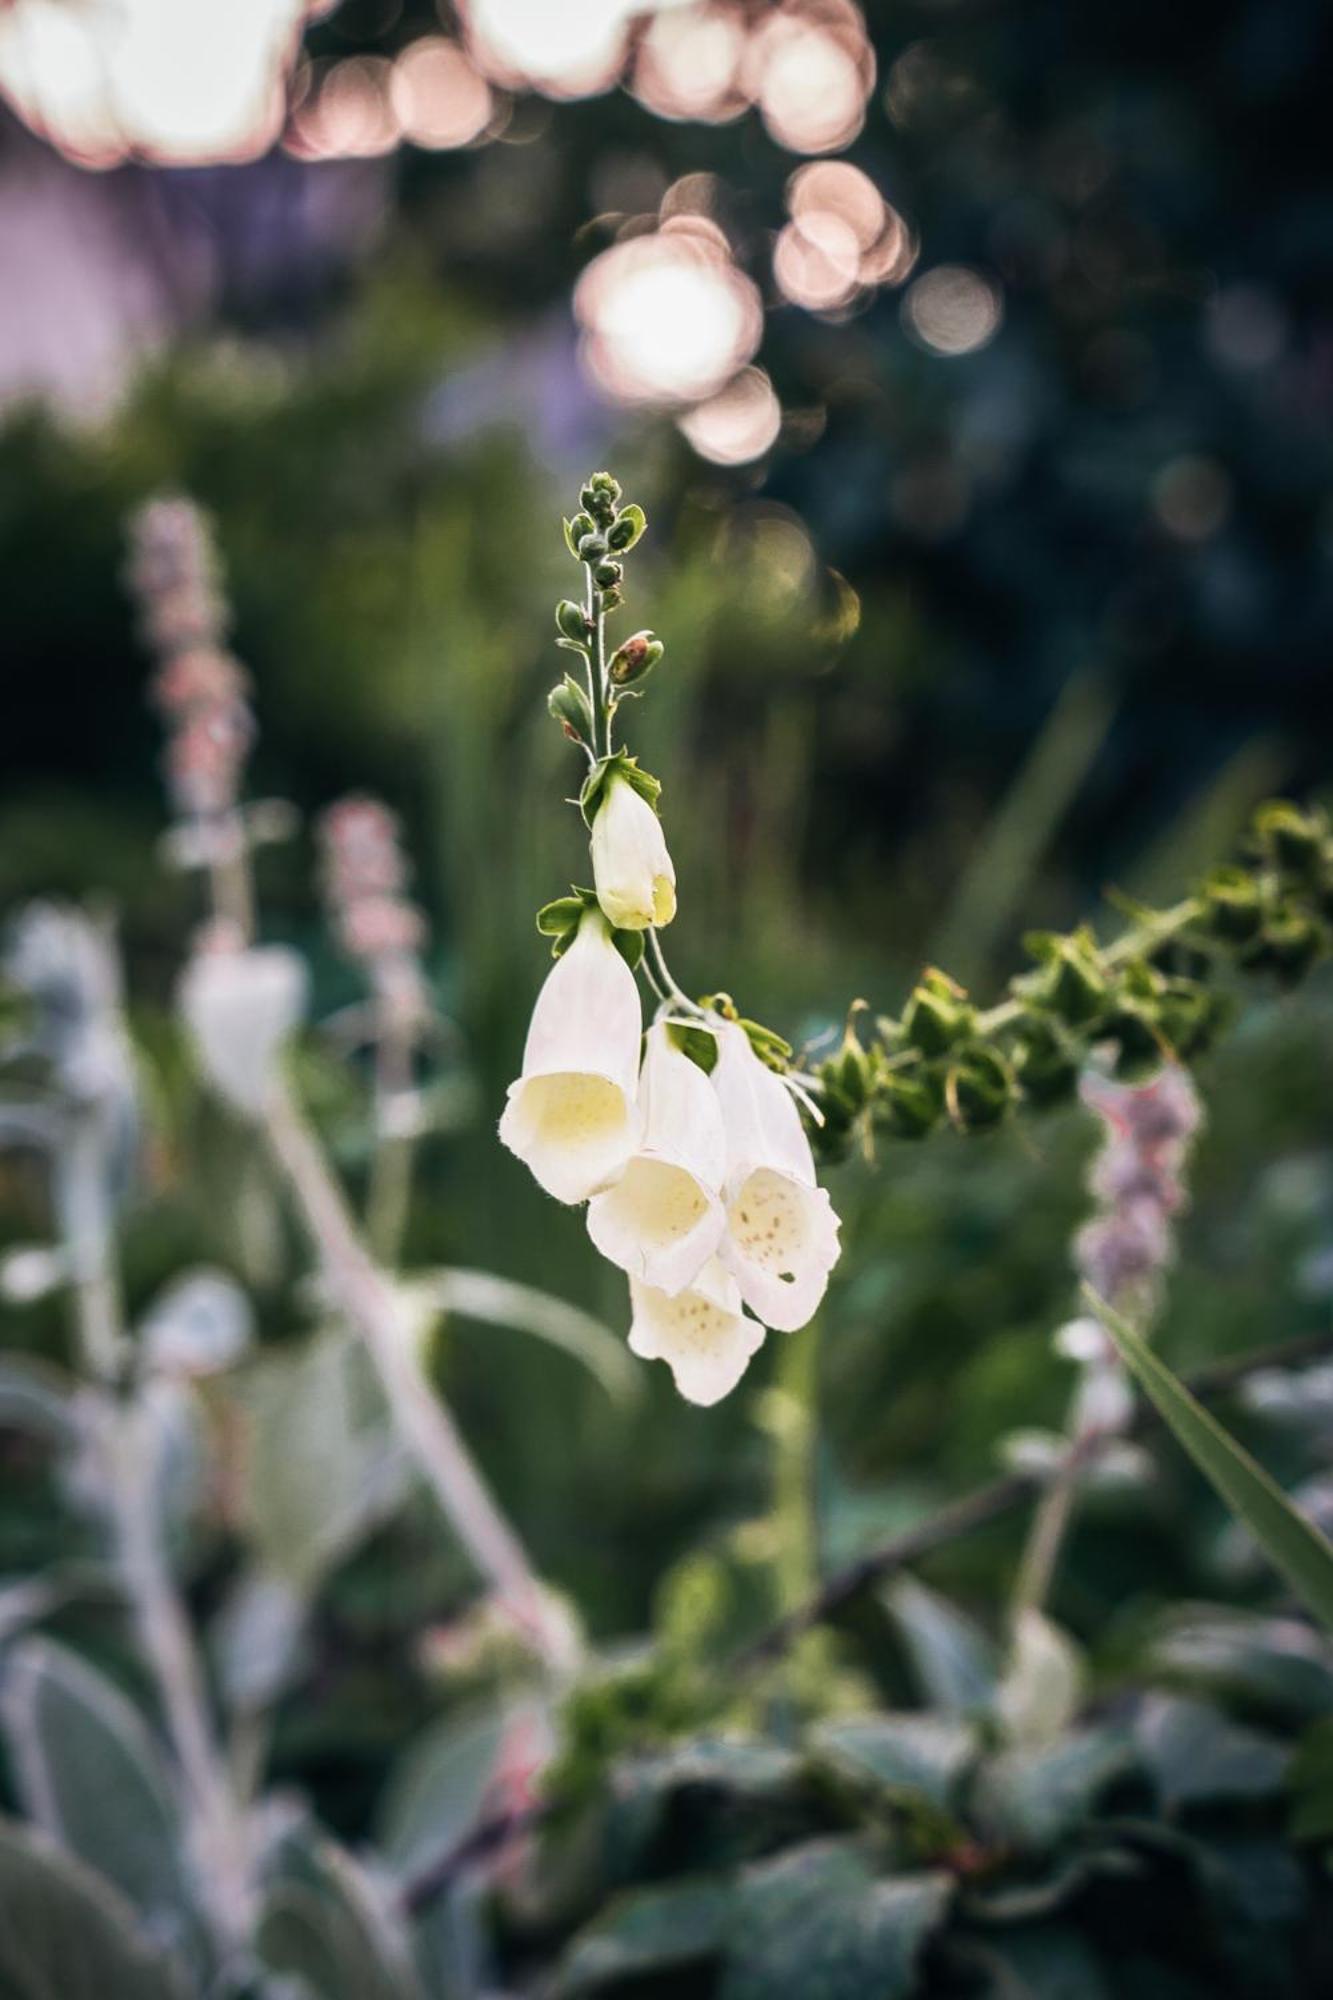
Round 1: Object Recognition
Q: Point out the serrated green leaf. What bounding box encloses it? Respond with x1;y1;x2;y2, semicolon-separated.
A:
720;1839;951;2000
1091;1290;1333;1635
0;1818;190;2000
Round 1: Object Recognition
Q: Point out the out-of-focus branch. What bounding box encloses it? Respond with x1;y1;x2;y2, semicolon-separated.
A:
732;1323;1333;1672
262;1081;578;1676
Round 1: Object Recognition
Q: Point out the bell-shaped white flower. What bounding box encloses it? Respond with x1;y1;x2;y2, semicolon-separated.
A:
499;911;642;1204
590;772;677;931
179;945;306;1115
587;1024;726;1294
711;1023;840;1332
628;1257;764;1407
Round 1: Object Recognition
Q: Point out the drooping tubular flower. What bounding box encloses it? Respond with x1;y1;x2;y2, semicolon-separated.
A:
628;1256;765;1408
711;1023;841;1332
590;771;677;931
499;910;642;1204
587;1022;726;1294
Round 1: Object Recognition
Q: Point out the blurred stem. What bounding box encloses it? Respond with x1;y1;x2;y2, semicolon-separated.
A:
263;1080;578;1676
366;1009;416;1269
1009;1453;1081;1623
60;1123;252;1956
772;1319;821;1612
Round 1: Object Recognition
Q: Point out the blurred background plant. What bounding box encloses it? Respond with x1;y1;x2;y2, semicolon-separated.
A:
1;0;1332;1993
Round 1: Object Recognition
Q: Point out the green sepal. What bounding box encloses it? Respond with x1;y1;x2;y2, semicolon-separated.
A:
536;886;598;957
580;752;662;829
612;929;645;972
1199;865;1264;942
547;675;593;746
873;1068;946;1139
945;1042;1015;1131
1251;798;1328;880
901;968;975;1056
607;504;647;552
555;599;591;645
698;993;793;1072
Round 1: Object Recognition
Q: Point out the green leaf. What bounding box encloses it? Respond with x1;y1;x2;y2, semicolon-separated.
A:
0;1817;190;2000
0;1638;200;1964
883;1576;999;1715
667;1022;719;1074
373;1703;509;1877
258;1834;422;2000
720;1839;951;2000
1146;1605;1333;1722
1090;1290;1333;1634
553;1879;731;1996
1135;1695;1289;1812
971;1727;1138;1852
536;893;589;938
810;1714;977;1810
235;1328;406;1595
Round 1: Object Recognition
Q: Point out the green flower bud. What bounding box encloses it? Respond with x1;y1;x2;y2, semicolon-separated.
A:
1200;866;1263;943
946;1045;1014;1131
1242;906;1327;987
548;675;593;746
594;560;623;590
1252;800;1328;880
577;532;608;562
582;472;621;521
1011;1018;1079;1107
609;631;665;686
555;599;590;645
1045;937;1108;1025
600;585;625;613
900;969;974;1056
607;505;647;552
873;1068;945;1139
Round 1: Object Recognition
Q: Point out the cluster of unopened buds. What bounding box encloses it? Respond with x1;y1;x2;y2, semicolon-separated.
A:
127;498;256;862
500;474;841;1407
319;795;432;1040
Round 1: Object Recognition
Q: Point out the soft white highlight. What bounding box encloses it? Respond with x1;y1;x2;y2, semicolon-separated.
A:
587;1023;726;1293
498;913;642;1203
628;1256;764;1407
179;945;306;1116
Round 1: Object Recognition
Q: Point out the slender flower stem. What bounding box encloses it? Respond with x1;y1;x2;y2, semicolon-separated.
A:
1009;1451;1082;1621
586;571;612;764
63;1123;252;1957
366;1014;416;1269
645;928;703;1017
262;1081;578;1675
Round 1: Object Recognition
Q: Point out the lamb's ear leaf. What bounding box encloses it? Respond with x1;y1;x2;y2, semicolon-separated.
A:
0;1816;191;2000
1090;1288;1333;1634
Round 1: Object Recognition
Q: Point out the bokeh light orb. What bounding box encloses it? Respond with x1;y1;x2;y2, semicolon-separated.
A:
632;2;749;125
390;38;493;150
458;0;636;99
773;214;862;313
575;221;764;407
678;367;782;465
902;265;1003;356
746;0;874;155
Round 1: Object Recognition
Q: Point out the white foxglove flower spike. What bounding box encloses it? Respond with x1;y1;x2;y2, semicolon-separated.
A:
628;1257;765;1407
590;772;676;931
499;911;642;1204
180;945;306;1116
587;1023;726;1295
711;1022;841;1332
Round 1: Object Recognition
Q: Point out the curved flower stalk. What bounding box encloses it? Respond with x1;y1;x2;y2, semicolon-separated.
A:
587;1022;726;1293
628;1257;765;1408
507;473;844;1405
499;909;643;1204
